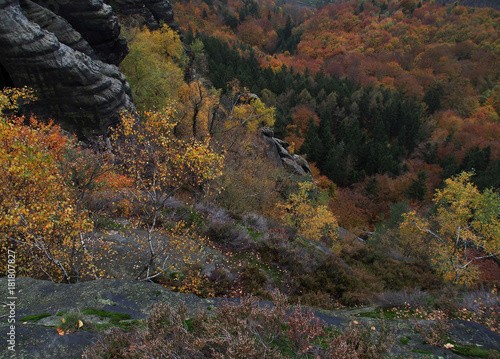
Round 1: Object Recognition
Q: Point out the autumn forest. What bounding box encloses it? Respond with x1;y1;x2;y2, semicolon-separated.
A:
1;0;500;356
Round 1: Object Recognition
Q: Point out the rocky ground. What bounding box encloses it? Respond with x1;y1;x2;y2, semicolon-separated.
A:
1;276;500;359
1;226;499;358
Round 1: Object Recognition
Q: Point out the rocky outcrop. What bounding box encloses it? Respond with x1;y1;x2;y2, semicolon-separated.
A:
0;277;214;359
0;0;182;137
107;0;180;32
30;0;128;65
20;0;96;58
261;127;312;176
3;276;500;359
0;0;135;137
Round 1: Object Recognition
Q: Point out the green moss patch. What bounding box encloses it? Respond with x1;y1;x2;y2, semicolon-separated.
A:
20;313;52;322
95;215;125;230
184;318;195;333
412;349;433;354
356;310;397;320
399;337;410;345
451;344;500;358
94;319;143;331
81;308;131;324
245;227;264;240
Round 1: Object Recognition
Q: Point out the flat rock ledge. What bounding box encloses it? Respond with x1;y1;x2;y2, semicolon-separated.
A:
1;277;499;358
0;277;213;359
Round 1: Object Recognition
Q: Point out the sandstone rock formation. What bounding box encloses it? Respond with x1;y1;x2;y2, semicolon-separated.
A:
0;0;136;137
106;0;180;32
29;0;129;65
261;127;312;176
0;0;180;139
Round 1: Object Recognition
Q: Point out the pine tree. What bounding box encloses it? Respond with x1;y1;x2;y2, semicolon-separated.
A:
406;171;428;201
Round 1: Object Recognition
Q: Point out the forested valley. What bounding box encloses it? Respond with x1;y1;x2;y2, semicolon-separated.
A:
174;0;500;229
1;0;500;357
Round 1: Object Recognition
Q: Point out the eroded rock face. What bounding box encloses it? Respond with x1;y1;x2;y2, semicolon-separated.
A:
30;0;128;65
260;127;312;177
0;0;181;136
105;0;180;32
0;0;135;137
20;0;96;58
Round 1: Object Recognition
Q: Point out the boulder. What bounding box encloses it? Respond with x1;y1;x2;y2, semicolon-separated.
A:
292;154;312;174
282;157;307;176
260;130;283;167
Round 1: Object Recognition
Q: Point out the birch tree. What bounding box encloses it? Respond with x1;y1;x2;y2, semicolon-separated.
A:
400;172;500;285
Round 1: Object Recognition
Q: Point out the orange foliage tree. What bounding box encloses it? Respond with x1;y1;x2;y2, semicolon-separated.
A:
177;80;221;140
0;88;95;282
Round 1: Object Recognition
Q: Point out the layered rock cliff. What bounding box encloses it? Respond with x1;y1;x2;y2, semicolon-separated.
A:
106;0;180;32
0;0;179;137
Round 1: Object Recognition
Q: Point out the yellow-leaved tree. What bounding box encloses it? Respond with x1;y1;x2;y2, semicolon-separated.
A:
209;81;275;150
0;86;36;112
229;94;275;133
0;88;96;282
111;108;224;279
176;79;221;140
120;25;187;111
400;172;500;285
279;182;339;251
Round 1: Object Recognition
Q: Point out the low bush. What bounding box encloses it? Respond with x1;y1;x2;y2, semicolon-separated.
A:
242;213;269;232
83;293;395;358
415;316;452;347
205;267;234;297
158;263;213;297
204;219;235;243
289;292;344;310
241;264;268;295
341;245;442;292
58;310;85;335
258;231;320;274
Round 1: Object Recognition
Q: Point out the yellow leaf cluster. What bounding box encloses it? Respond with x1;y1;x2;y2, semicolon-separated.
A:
181;140;225;185
112;109;224;199
400;172;500;285
279;182;338;248
0;86;36;112
230;97;275;133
